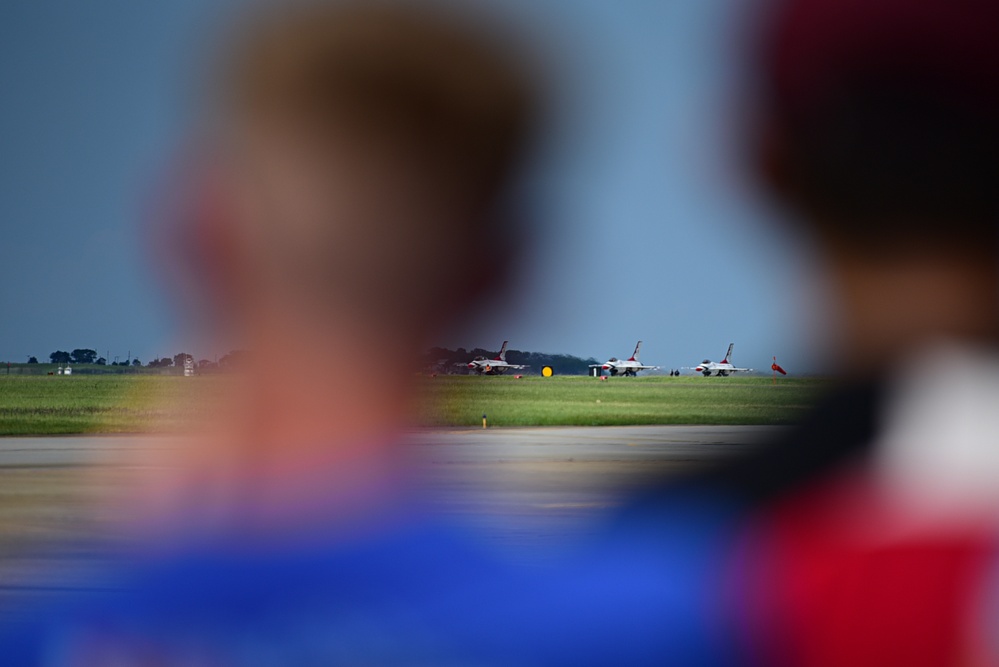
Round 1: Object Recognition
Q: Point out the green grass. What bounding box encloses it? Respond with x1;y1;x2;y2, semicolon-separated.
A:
0;375;227;435
420;375;824;427
0;374;825;435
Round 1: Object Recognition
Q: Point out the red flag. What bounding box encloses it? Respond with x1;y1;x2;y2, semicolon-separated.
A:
772;357;787;375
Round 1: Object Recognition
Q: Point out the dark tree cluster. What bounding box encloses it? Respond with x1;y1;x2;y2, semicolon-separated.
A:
47;349;100;364
49;350;71;364
72;349;97;364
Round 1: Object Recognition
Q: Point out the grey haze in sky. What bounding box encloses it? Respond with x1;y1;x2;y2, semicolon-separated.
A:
0;0;827;372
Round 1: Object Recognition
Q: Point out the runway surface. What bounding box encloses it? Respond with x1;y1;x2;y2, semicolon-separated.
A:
405;425;774;547
0;425;780;618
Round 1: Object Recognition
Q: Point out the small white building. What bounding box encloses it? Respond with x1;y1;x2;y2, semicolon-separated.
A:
63;365;72;376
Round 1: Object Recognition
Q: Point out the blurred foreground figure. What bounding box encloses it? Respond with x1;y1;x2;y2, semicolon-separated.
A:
3;2;538;664
722;0;999;663
0;3;737;666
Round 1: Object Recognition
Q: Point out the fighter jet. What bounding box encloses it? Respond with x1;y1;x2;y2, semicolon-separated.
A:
466;341;528;375
693;343;752;377
590;341;660;377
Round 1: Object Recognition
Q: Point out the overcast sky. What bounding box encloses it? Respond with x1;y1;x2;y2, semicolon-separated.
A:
0;0;831;372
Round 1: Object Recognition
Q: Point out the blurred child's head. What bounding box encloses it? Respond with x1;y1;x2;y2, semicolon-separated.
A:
188;2;537;347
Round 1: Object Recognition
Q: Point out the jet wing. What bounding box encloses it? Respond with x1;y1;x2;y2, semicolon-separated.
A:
633;365;660;371
507;364;529;370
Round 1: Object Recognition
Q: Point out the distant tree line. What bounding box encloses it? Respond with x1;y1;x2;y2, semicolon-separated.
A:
31;349;252;372
425;346;599;375
48;349;111;365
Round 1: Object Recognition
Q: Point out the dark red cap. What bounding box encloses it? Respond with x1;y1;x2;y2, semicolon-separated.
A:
765;0;999;121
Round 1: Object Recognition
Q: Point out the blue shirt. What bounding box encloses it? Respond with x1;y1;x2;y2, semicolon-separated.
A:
3;491;746;666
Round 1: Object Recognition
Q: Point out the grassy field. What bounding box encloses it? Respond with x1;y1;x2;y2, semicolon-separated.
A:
0;374;824;435
0;375;227;435
421;375;823;427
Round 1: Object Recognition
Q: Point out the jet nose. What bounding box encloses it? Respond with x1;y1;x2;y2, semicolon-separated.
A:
602;364;610;370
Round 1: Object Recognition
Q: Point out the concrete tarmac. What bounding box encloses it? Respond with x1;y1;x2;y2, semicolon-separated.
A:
0;425;780;617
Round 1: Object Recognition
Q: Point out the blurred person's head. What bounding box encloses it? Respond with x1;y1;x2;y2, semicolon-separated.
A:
213;3;534;340
754;0;999;369
153;2;538;474
200;8;530;363
177;2;536;369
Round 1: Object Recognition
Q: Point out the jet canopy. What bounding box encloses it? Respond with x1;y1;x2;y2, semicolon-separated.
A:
702;359;711;364
608;357;618;362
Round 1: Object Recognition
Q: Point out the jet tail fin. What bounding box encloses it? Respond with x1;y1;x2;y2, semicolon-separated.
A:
495;340;509;362
628;341;642;362
722;343;734;364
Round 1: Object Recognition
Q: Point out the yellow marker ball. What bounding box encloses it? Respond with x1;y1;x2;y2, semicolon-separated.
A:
542;366;553;377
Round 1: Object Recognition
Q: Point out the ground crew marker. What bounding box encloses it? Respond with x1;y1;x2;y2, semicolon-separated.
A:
482;413;487;429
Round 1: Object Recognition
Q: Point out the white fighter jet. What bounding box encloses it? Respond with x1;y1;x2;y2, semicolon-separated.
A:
467;341;528;375
693;343;752;377
590;341;660;377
